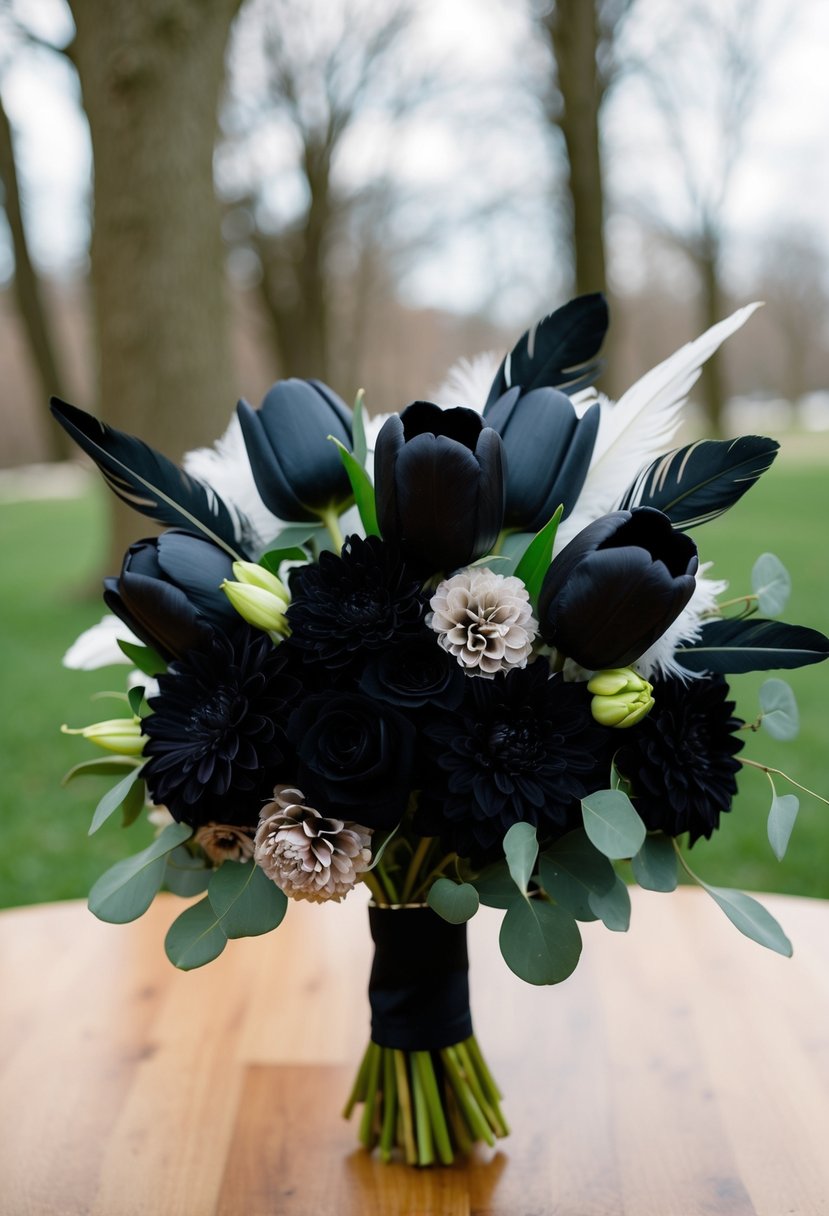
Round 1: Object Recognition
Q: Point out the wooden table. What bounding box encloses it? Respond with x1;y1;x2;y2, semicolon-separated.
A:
1;887;828;1216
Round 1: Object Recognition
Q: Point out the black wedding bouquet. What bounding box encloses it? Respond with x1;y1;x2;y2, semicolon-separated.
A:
56;295;829;1166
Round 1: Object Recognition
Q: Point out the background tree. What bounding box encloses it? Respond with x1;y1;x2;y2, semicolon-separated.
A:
68;0;242;566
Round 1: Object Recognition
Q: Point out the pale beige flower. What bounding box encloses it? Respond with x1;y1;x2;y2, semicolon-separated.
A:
195;823;255;864
427;567;537;676
254;786;372;903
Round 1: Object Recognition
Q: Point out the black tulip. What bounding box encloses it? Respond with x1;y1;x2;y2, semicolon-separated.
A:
484;386;600;529
103;529;240;661
237;378;353;522
374;401;505;575
538;507;699;670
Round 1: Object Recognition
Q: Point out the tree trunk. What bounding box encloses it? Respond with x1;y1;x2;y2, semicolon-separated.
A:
69;0;242;571
696;241;725;436
0;89;68;460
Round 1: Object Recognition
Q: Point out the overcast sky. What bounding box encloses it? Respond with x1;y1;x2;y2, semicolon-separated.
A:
3;0;829;316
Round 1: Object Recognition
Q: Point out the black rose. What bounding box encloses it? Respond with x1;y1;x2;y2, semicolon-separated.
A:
287;691;416;830
359;636;465;710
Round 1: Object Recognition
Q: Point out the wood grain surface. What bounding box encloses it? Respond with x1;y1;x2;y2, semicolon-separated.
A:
1;887;828;1215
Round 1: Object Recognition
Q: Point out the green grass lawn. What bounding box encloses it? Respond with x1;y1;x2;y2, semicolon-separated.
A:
1;437;828;909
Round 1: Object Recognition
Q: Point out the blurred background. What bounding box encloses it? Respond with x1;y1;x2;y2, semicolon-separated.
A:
1;0;828;909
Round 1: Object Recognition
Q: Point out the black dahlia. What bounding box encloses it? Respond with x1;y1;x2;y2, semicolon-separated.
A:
416;662;607;860
616;674;744;845
285;534;426;673
141;628;300;829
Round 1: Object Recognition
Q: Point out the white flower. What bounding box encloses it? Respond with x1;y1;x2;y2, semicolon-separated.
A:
428;568;537;677
62;614;142;670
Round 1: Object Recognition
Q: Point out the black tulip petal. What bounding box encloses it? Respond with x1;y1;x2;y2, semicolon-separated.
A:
395;434;481;572
237;397;311;521
533;399;601;525
154;531;239;626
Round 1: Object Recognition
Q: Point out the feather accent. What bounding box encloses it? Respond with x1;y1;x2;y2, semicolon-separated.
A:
433;352;501;413
635;565;728;681
617;435;779;530
484;293;609;410
553;302;762;553
182;413;286;557
62;614;142;670
50;398;246;560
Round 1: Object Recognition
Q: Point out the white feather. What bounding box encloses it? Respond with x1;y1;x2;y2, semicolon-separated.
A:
554;302;763;553
433;352;501;412
182;413;287;556
62;614;141;670
634;565;728;682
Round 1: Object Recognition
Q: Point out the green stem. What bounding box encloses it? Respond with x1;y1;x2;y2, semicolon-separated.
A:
358;1042;382;1148
401;837;433;905
379;1048;397;1163
455;1041;507;1138
440;1045;495;1147
394;1049;417;1165
409;853;458;903
413;1051;454;1165
319;506;345;553
362;871;386;904
375;860;400;905
411;1055;434;1165
741;757;829;807
467;1034;503;1103
342;1040;373;1118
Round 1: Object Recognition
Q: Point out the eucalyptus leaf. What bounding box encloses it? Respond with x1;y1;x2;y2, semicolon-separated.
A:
330;436;380;537
538;829;615;921
164;846;211;897
588;875;631;932
88;822;191;923
581;789;646;860
767;793;799;862
427;878;480;924
503;821;539;895
165;897;228;969
513;505;563;605
117;639;167;677
759;678;799;741
121;773;146;827
752;553;791;616
631;833;678;892
208;861;288;939
499;898;582;985
266;522;324;550
471;861;521;910
701;884;792;957
88;765;145;835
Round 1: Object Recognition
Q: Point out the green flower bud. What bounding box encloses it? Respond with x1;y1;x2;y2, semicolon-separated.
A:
61;717;145;755
230;560;289;602
588;667;654;729
221;578;290;637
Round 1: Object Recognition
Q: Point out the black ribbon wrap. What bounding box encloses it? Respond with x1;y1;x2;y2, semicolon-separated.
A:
368;905;473;1051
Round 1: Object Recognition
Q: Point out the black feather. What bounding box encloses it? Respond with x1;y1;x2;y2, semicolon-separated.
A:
50;397;246;559
677;618;829;674
484;294;609;410
617;436;779;530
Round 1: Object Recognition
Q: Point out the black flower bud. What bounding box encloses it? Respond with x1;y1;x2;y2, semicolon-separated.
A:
538;507;699;670
484;386;600;528
374;402;505;576
237;378;353;522
103;530;240;661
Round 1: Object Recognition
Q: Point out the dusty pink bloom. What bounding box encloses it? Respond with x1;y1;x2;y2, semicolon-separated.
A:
428;568;537;676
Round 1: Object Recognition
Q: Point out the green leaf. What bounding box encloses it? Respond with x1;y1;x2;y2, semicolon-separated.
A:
497;529;535;575
503;822;539;895
258;546;311;575
127;685;145;717
62;756;141;785
117;639;167;677
701;884;792;957
581;789;646;860
538;829;615;921
767;793;799;862
330;436;380;537
352;388;368;466
88;822;192;923
88;765;145;835
470;861;520;910
588;874;631;931
513;506;564;605
499;898;582;985
208;861;288;939
752;552;791;616
631;833;678;892
165;897;228;970
427;878;480;924
366;824;399;872
164;846;211;897
759;678;799;741
267;522;324;549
